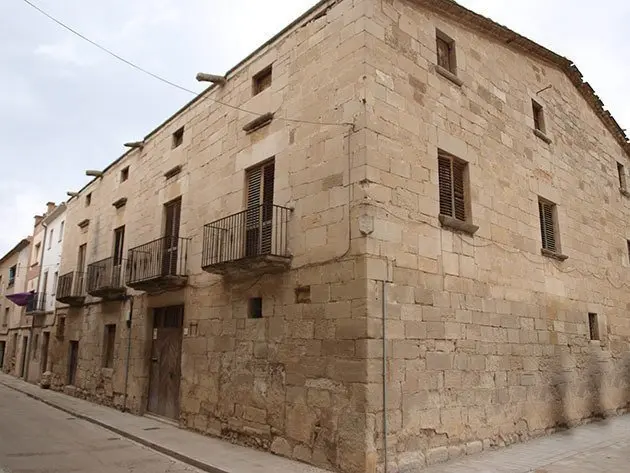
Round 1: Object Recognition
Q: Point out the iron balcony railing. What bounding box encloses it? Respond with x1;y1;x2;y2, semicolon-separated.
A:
126;236;190;285
202;204;291;268
26;292;46;314
86;257;125;294
56;271;85;301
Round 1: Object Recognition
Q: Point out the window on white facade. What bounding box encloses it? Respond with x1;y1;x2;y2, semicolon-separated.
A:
48;229;54;249
59;221;64;242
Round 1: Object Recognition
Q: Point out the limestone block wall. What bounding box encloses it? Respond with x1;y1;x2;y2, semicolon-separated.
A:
359;0;630;470
50;1;377;472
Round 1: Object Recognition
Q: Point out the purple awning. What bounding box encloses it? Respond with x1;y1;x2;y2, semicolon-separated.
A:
5;292;34;307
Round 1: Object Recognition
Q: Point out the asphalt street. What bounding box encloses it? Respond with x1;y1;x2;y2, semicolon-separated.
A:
0;384;203;473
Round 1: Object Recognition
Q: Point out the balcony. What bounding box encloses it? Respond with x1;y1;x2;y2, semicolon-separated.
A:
86;257;126;299
56;271;86;306
202;204;291;278
126;236;189;292
26;292;46;315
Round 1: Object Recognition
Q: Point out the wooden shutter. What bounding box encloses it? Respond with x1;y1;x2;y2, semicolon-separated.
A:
452;159;466;221
438;155;453;217
538;200;556;251
438;153;467;222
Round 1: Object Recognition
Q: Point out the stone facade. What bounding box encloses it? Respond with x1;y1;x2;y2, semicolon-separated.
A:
358;1;630;471
37;1;630;473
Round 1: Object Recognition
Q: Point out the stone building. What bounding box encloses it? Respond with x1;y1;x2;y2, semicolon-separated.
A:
0;238;31;376
46;0;630;472
25;202;66;384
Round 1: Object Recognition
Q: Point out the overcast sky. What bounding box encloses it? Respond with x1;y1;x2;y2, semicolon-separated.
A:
0;0;628;255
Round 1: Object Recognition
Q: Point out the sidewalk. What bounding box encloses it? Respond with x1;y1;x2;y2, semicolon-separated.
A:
422;413;630;473
2;372;629;473
0;373;330;473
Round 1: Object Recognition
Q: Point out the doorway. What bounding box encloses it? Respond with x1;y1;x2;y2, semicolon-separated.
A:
19;336;28;378
41;332;50;374
68;340;79;386
162;199;181;276
147;305;183;419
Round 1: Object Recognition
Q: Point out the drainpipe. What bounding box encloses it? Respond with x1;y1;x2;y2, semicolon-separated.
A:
382;279;388;473
123;296;133;412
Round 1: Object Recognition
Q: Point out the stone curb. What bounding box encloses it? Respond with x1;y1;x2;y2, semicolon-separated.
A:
0;380;227;473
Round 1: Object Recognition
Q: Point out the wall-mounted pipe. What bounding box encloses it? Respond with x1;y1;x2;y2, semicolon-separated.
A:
382;279;388;473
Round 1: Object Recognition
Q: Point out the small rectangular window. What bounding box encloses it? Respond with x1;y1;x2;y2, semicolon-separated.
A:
3;307;9;326
120;166;129;183
248;297;263;319
436;31;456;73
8;265;16;286
172;126;184;149
295;286;311;304
538;198;558;252
588;313;599;341
85;193;92;207
617;162;627;191
438;151;469;222
48;229;54;249
532;99;546;133
627;240;630;263
59;221;64;242
252;65;272;95
103;324;116;368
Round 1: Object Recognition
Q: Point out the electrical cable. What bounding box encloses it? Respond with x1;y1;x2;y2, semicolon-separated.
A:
19;0;353;129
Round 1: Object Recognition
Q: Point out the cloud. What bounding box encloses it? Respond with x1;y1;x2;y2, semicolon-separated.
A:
34;39;96;67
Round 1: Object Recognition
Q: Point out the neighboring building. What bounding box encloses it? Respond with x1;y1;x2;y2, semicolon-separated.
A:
25;202;66;383
0;238;31;377
40;1;630;473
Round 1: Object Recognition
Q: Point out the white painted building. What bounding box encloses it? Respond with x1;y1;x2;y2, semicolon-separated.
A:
38;204;66;313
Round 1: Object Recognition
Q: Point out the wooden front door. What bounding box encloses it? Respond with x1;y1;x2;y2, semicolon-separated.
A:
147;305;183;419
162;199;181;276
68;340;79;385
41;332;50;374
20;336;28;378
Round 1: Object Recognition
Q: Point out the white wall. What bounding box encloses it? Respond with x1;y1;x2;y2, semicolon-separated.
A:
38;209;66;313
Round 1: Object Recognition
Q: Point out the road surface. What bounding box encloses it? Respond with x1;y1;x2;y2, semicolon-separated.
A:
0;384;202;473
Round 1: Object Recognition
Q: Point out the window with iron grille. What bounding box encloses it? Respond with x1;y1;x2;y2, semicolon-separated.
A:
438;152;468;222
538;198;558;252
436;31;456;74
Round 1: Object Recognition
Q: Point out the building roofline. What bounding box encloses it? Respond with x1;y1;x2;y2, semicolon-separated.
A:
417;0;629;157
0;238;31;266
70;0;337;201
42;202;67;225
72;0;629;201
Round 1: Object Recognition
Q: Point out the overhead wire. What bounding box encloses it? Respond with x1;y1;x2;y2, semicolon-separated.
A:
19;0;353;129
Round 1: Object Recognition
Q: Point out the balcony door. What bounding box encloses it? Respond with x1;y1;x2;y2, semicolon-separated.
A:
245;160;275;257
77;244;87;293
162;198;181;276
112;226;125;287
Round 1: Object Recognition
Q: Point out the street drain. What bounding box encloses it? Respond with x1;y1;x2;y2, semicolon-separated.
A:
66;417;76;420
143;427;160;431
107;437;120;441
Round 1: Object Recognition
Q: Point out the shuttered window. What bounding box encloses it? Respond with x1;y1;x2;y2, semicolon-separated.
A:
538;199;557;252
438;152;467;222
245;160;275;257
